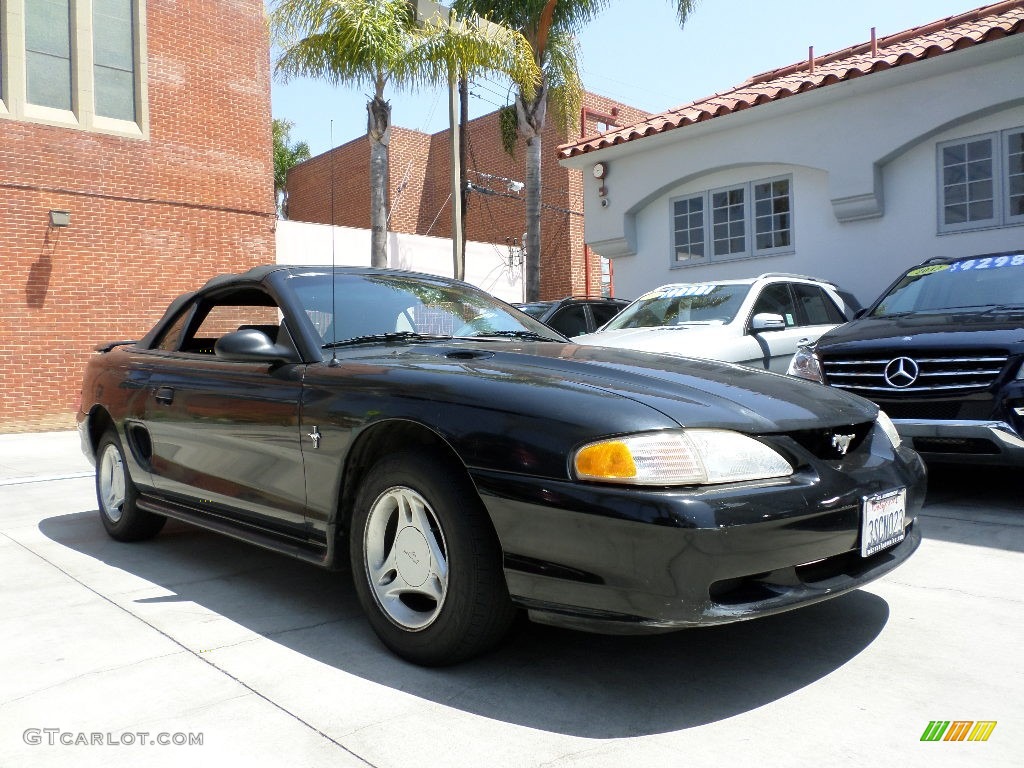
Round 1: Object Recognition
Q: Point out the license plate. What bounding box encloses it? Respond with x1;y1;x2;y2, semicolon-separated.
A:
861;488;907;557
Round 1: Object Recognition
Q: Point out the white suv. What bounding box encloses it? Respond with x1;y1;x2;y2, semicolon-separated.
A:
572;273;857;372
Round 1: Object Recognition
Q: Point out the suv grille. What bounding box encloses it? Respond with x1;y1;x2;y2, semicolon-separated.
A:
821;350;1009;395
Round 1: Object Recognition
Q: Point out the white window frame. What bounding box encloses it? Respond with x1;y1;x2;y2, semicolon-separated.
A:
0;0;147;138
1006;127;1024;228
670;174;795;268
937;126;1024;234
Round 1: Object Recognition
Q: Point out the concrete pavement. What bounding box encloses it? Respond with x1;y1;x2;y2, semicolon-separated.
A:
1;431;1021;767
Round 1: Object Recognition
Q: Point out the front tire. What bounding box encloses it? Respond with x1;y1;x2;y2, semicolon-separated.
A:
350;452;514;665
95;429;165;542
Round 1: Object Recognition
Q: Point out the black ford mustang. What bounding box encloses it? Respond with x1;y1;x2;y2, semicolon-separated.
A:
77;266;925;665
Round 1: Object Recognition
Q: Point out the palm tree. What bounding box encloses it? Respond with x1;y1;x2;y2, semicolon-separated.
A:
272;119;311;219
270;0;538;267
453;0;698;300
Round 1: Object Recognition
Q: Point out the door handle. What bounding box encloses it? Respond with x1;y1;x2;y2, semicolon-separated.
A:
797;337;810;345
154;386;175;405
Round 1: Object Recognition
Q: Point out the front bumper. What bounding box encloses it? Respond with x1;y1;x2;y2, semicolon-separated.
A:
894;418;1024;466
472;443;926;634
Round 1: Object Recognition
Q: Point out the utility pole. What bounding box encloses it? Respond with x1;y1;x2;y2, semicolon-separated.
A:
412;0;507;283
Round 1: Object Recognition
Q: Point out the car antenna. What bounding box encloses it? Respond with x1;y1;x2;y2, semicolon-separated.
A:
328;119;340;367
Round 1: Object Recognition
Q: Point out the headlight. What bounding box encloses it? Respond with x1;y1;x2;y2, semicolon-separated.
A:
876;410;902;449
573;430;793;486
787;345;824;382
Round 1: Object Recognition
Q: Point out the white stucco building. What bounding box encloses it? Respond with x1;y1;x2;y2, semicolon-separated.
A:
559;1;1024;305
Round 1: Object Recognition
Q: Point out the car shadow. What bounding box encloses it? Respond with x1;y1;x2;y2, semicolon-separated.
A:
921;463;1024;553
40;511;889;738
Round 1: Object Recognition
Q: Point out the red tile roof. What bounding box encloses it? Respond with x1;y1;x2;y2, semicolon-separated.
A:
559;1;1024;159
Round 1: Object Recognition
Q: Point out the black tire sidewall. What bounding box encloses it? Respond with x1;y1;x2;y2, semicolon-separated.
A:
349;452;512;665
95;429;164;541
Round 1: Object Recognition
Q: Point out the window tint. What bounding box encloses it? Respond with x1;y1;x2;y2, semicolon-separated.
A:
792;284;846;325
548;305;589;337
751;284;797;327
590;303;621;328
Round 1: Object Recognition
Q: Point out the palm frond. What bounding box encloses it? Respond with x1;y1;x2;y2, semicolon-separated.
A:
541;29;582;135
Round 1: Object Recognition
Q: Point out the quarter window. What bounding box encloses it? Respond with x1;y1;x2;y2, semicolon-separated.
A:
938;127;1024;232
671;175;794;266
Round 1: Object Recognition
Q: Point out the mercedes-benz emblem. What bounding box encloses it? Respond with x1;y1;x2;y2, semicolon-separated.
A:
884;357;920;388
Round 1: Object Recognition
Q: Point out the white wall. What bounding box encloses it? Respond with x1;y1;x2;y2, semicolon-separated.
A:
275;220;524;304
563;35;1024;306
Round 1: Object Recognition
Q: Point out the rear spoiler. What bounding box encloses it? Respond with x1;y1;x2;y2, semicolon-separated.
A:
95;340;138;353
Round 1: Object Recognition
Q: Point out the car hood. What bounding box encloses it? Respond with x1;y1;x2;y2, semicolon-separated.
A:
573;325;734;355
366;341;876;433
815;313;1024;353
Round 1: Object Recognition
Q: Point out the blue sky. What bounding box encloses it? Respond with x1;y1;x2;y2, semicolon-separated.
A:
269;0;984;157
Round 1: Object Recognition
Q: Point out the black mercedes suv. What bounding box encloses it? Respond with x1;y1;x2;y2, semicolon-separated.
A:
789;252;1024;465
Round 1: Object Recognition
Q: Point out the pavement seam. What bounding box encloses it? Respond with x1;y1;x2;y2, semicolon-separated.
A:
0;530;381;768
0;472;93;487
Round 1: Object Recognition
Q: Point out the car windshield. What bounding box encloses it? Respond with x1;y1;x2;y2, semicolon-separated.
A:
602;283;750;330
283;272;563;353
870;255;1024;317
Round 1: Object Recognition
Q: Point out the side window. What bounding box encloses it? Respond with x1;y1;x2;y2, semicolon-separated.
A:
751;284;797;328
179;291;282;355
792;284;846;325
548;305;589;337
590;303;621;329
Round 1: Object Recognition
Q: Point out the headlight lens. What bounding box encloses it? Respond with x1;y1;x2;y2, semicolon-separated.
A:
574;430;793;486
876;409;902;449
787;345;824;382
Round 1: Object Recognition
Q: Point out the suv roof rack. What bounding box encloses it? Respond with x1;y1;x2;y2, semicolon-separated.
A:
756;272;837;286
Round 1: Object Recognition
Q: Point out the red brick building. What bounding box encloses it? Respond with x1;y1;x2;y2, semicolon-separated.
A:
286;92;649;299
0;1;276;432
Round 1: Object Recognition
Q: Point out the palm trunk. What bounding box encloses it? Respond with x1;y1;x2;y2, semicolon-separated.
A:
517;83;546;302
367;93;391;269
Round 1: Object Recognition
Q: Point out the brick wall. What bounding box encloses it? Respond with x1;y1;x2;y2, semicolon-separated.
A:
0;0;276;432
286;92;650;300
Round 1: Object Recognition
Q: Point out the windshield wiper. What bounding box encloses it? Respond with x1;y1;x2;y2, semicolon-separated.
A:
976;303;1024;315
461;330;559;342
322;331;452;349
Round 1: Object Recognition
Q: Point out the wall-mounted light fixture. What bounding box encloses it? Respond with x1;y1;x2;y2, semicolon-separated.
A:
49;210;71;228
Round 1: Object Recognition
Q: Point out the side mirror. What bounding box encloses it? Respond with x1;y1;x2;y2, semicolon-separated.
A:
215;329;296;364
751;312;786;332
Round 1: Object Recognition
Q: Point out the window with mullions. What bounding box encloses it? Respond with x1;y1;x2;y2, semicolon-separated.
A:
671;175;794;266
754;178;791;251
939;127;1024;233
1009;129;1024;224
673;195;705;262
0;0;145;134
711;186;746;257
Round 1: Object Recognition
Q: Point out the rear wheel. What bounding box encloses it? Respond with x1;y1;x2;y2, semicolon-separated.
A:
350;452;514;665
95;429;165;542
